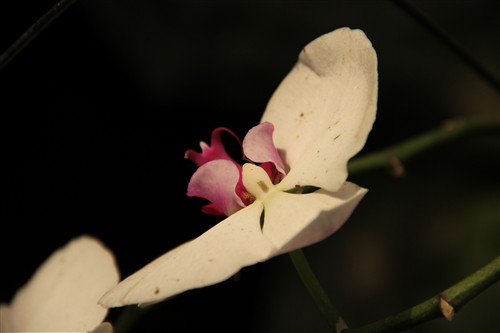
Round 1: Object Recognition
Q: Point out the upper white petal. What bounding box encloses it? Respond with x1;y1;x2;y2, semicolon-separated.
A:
261;27;378;192
99;201;273;307
3;235;119;332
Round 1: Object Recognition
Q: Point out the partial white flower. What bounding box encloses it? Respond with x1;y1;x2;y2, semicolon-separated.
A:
1;235;120;333
100;26;378;308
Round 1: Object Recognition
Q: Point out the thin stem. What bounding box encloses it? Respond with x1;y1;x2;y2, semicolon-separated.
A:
348;116;500;175
289;249;341;332
343;256;500;333
392;0;500;93
0;0;78;72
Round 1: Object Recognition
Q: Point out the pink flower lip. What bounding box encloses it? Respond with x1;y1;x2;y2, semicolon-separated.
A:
186;122;285;216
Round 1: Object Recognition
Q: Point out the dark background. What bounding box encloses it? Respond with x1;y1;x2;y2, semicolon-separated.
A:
1;1;499;332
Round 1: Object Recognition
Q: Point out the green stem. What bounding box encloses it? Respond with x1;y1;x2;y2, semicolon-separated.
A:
289;249;341;332
348;116;500;175
343;256;500;333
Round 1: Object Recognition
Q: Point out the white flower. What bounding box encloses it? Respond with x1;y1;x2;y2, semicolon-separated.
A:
1;235;120;332
99;26;378;307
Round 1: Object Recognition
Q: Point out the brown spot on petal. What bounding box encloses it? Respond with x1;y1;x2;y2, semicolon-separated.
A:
258;181;269;193
241;191;256;205
154;288;160;295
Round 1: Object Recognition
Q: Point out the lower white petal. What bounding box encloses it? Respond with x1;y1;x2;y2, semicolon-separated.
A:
100;201;274;307
263;181;367;254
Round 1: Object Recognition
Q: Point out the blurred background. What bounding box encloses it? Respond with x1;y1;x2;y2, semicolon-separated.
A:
1;0;499;332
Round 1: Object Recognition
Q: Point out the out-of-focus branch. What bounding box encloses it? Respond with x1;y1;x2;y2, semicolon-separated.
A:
342;256;500;333
349;116;500;175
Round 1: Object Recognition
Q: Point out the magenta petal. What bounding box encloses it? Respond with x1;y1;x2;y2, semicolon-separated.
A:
242;122;286;176
187;160;245;216
185;127;241;167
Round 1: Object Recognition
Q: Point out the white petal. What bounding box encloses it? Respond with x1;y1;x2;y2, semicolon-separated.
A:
263;182;367;254
5;235;119;332
99;201;275;307
261;27;378;192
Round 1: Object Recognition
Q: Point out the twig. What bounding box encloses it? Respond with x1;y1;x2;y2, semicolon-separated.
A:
348;116;500;175
342;256;500;333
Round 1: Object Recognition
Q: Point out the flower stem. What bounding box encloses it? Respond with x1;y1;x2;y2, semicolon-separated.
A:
289;248;341;332
342;255;500;333
348;116;500;175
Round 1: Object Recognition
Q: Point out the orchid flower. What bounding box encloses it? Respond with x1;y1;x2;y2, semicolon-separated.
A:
1;235;120;333
100;27;378;308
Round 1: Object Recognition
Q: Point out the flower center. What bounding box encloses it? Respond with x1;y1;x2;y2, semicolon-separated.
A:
242;163;277;201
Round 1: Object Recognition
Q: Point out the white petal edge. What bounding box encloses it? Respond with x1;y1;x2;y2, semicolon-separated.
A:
3;235;119;332
91;322;113;333
99;201;274;307
261;27;378;192
264;181;367;255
